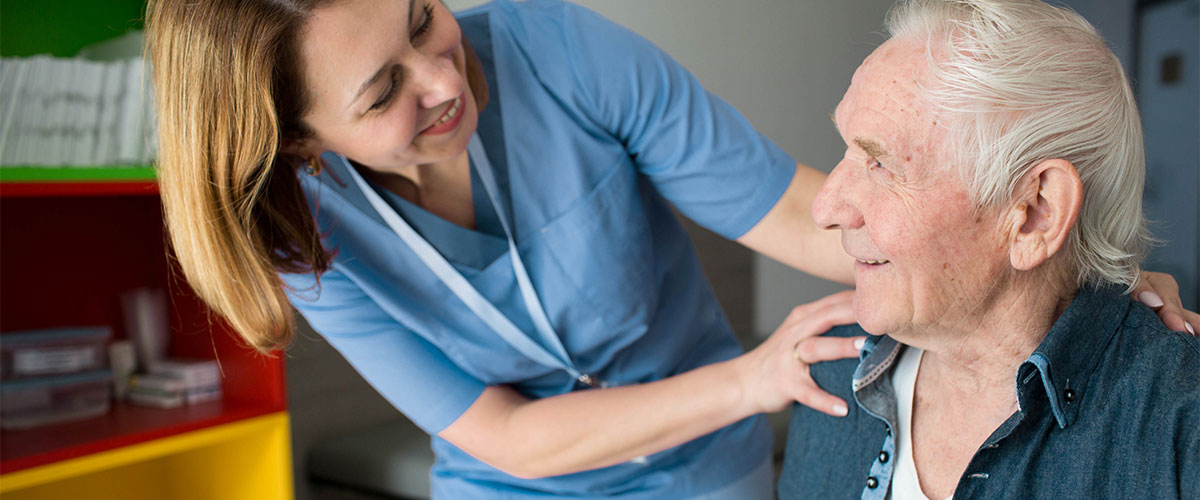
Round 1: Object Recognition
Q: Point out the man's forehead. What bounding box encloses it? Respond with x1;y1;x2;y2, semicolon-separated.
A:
836;40;928;135
861;38;928;87
836;37;950;177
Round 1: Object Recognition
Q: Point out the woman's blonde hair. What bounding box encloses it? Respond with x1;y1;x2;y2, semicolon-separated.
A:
146;0;333;351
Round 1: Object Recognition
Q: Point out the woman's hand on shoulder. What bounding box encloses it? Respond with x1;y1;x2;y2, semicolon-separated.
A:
734;290;864;417
1133;271;1199;336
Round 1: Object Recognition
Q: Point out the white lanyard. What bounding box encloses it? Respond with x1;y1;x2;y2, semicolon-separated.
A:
339;135;599;388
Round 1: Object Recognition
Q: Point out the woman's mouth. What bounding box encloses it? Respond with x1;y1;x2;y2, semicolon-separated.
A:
420;95;464;135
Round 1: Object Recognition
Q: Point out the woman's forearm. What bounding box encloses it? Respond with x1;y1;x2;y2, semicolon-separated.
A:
439;357;756;479
437;292;862;480
738;163;855;285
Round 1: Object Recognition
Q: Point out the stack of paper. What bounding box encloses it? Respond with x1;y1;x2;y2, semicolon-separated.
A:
0;55;156;167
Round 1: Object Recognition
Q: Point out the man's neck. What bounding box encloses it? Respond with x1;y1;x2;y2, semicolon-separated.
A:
898;273;1076;399
901;275;1076;500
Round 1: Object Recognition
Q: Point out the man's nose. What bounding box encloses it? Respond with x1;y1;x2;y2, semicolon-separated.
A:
811;161;864;231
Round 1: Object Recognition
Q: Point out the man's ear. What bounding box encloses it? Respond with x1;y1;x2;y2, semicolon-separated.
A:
1008;159;1083;271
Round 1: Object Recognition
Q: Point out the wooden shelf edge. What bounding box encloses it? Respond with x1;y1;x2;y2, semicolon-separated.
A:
0;411;289;493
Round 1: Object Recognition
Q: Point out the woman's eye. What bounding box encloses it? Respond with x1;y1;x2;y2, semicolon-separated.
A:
369;71;400;112
411;4;434;40
368;92;391;111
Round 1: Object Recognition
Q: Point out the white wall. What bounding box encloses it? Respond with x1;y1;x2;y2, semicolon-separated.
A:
446;0;895;337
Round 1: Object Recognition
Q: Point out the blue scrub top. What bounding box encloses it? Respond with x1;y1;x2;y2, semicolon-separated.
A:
282;1;796;497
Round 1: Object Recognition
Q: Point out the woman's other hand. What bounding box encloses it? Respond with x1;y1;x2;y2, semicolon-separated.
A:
1133;271;1199;336
735;290;864;417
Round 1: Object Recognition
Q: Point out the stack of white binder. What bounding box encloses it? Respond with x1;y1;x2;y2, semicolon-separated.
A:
0;32;156;167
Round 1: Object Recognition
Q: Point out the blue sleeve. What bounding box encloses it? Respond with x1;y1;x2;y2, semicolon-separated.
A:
282;267;486;434
497;0;796;239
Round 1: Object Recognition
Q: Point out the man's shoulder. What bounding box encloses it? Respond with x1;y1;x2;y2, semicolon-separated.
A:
1100;301;1200;411
810;325;872;397
823;323;871;339
780;324;887;500
1108;301;1200;383
1021;301;1200;498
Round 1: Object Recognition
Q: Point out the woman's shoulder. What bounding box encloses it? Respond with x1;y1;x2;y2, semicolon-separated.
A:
456;0;607;31
456;0;650;74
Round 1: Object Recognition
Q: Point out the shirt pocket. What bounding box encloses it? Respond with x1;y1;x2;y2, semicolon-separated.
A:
536;160;658;345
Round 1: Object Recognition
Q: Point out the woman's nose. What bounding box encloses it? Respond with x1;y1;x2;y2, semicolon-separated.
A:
811;161;864;231
411;52;462;109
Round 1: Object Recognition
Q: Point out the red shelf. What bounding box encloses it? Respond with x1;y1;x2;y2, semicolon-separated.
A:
0;399;284;474
0;166;159;197
0;181;288;478
0;181;159;197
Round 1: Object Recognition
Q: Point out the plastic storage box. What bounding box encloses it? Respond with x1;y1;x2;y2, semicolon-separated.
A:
0;327;112;381
0;370;113;430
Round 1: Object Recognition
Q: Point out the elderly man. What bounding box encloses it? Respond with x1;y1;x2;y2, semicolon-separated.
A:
778;0;1200;499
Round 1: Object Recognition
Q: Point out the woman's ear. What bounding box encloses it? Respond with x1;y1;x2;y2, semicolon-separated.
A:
1008;159;1083;271
279;136;326;175
280;136;315;158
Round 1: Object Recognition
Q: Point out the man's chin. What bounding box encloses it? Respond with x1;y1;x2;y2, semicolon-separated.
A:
852;303;892;337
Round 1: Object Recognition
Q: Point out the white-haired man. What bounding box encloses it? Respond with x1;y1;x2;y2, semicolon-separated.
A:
779;0;1200;499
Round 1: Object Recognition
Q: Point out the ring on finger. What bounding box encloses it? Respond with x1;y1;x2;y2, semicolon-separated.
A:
792;341;807;363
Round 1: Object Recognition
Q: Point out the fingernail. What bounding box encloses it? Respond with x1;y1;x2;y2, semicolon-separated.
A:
1138;291;1164;309
833;403;849;416
1187;322;1196;336
853;338;865;350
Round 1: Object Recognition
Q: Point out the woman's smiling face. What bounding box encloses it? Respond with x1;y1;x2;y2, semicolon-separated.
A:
294;0;478;170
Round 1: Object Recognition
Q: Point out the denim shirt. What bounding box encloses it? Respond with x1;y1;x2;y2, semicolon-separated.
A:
779;284;1200;500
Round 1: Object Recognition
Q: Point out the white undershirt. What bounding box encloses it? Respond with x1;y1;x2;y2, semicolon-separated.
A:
891;347;953;500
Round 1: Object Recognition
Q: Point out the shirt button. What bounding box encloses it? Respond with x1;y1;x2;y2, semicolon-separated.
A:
879;451;890;463
1064;389;1076;402
866;477;879;489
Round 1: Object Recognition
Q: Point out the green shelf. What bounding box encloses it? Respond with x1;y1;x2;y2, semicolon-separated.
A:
0;166;156;182
1;0;145;58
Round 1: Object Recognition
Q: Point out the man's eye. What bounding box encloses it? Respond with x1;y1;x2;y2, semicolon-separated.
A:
867;158;884;170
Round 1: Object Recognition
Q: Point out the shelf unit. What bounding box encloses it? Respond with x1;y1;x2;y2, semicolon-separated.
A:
0;178;293;499
0;2;293;498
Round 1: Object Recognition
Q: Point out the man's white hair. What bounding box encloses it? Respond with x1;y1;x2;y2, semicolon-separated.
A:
886;0;1150;289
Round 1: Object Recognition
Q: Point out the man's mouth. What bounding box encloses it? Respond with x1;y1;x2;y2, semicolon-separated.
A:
856;259;890;265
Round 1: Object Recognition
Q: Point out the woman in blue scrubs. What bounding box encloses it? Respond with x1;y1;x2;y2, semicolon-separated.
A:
145;0;1196;497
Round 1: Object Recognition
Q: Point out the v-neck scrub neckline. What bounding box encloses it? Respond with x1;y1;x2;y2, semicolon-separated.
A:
375;158;508;272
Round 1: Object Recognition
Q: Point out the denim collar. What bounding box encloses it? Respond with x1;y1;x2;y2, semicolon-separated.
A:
852;283;1130;430
1017;283;1129;428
